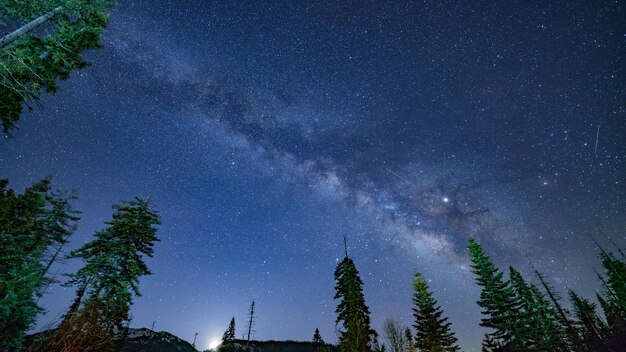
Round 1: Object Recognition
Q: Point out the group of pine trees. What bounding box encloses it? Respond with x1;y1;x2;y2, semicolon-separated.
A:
332;240;460;352
3;2;626;352
1;2;166;351
331;236;626;352
217;301;263;352
0;178;160;352
467;237;626;352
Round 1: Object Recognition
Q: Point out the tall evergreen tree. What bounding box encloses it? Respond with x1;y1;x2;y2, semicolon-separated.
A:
404;329;416;352
568;290;606;351
592;242;626;350
534;269;582;350
411;271;460;352
508;267;568;351
51;197;160;350
370;334;383;352
222;317;236;345
334;242;374;352
313;328;324;344
596;293;626;351
600;252;626;314
467;238;521;351
0;0;115;133
0;178;78;351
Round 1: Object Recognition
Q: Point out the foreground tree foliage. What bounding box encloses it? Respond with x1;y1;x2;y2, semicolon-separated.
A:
334;245;374;352
467;237;626;352
467;238;521;350
0;0;115;134
411;271;460;352
0;178;78;352
2;176;624;352
222;317;236;345
508;267;569;351
45;198;160;351
404;328;416;352
569;290;606;351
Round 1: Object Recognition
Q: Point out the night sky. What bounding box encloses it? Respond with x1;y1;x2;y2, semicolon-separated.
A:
1;1;625;351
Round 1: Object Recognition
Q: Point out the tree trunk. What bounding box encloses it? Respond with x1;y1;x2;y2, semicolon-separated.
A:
246;300;255;347
0;6;64;49
535;269;583;351
43;241;67;278
61;279;89;325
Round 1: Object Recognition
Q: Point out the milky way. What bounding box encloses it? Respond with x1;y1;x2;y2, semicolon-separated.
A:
1;1;624;350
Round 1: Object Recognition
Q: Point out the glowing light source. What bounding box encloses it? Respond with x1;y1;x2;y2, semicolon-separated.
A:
443;197;449;203
208;339;221;350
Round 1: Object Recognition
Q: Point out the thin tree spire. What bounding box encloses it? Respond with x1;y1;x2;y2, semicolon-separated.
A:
593;267;619;301
588;233;626;285
246;300;255;347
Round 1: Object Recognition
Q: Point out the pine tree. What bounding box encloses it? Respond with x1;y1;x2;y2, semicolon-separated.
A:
507;268;534;349
596;293;626;351
313;328;324;344
334;241;374;352
51;197;160;350
411;271;460;352
370;330;382;352
223;317;236;345
568;290;606;351
534;269;582;350
0;0;115;133
467;237;521;351
592;241;626;350
481;334;501;352
508;267;568;351
404;328;416;352
0;178;78;351
600;252;626;315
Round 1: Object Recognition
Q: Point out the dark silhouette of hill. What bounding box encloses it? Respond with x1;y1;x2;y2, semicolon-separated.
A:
23;328;336;352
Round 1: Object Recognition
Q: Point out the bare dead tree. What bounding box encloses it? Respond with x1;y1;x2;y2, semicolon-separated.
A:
246;300;256;347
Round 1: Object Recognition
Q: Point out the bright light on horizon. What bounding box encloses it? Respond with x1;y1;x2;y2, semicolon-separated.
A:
208;339;221;350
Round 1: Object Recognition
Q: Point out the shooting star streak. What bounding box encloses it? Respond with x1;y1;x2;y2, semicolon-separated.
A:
594;124;600;156
386;168;417;187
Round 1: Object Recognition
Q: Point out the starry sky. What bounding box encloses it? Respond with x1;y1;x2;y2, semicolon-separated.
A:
1;1;625;351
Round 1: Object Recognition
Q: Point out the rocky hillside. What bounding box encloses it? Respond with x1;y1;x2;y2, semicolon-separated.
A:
122;328;198;352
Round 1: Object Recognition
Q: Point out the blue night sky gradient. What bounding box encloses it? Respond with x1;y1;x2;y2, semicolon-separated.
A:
1;1;625;351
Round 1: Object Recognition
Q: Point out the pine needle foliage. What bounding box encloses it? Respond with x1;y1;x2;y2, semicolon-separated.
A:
0;0;115;133
568;290;607;351
50;198;160;350
222;317;236;345
467;238;521;351
0;178;78;351
334;253;374;352
313;328;324;344
508;267;568;351
411;271;460;352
